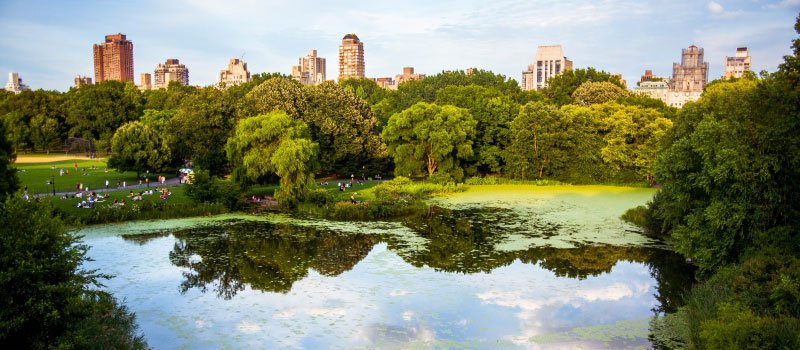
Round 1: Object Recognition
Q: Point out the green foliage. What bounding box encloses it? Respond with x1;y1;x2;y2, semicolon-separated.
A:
620;205;648;228
572;81;628;106
505;101;596;180
381;102;476;181
595;102;672;184
226;111;318;208
304;82;386;176
651;255;800;349
0;122;19;200
371;176;465;201
64;81;143;152
434;85;518;174
542;67;625;106
166;87;234;176
463;176;561;186
108;121;171;177
0;197;146;348
185;170;243;210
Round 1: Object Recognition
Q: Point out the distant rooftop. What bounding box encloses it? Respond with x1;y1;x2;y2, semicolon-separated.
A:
343;33;360;41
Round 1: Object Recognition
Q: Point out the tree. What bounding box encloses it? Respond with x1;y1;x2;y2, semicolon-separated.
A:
381;102;476;181
238;77;307;120
434;85;519;174
505;101;594;179
167;87;234;176
0;197;147;348
108;121;170;178
64;81;142;152
572;81;628;106
595;102;672;184
542;67;625;106
225;111;318;207
28;114;61;153
304;82;386;176
0;122;19;200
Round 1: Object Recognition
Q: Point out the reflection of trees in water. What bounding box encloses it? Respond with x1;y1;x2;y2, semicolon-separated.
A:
120;231;170;245
161;211;693;313
167;220;378;299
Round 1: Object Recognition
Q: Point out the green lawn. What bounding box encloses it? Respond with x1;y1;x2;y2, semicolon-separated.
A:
245;180;382;202
15;158;171;194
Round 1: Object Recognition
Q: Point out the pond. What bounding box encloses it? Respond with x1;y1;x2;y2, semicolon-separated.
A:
78;186;694;349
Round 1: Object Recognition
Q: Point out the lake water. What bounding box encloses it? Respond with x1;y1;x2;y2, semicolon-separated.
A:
78;186;693;349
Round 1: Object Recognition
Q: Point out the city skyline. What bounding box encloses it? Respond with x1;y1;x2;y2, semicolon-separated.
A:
0;0;798;91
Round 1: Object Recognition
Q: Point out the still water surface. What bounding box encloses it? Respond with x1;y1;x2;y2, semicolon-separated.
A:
78;186;693;349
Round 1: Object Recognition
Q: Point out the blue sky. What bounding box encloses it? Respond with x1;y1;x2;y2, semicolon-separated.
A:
1;0;798;91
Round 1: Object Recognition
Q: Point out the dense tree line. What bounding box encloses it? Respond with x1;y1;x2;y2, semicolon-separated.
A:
646;15;800;349
2;55;675;204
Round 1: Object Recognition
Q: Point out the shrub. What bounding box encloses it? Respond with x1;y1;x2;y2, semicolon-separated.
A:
186;170;243;210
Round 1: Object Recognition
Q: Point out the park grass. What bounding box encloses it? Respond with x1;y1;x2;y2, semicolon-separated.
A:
40;186;226;226
14;158;171;195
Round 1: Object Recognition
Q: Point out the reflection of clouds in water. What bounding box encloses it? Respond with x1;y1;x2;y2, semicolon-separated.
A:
390;289;409;297
237;320;261;334
474;264;655;347
402;310;414;321
360;323;436;345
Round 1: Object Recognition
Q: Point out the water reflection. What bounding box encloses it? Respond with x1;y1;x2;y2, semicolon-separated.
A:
142;207;693;308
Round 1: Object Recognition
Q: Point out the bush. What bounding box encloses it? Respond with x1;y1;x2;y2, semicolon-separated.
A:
186;170;243;210
464;176;562;186
306;188;334;207
0;197;147;348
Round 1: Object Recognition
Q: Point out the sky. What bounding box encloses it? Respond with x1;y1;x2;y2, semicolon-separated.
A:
0;0;798;91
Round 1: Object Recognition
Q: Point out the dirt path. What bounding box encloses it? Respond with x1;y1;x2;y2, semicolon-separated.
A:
15;155;94;164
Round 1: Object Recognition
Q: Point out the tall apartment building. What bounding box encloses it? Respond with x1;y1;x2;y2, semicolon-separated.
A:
5;72;29;94
723;47;751;79
339;34;365;80
292;50;326;86
521;45;573;90
668;45;709;107
218;58;250;88
139;73;152;91
74;75;92;88
154;59;189;89
93;33;134;83
671;45;708;92
634;70;670;102
395;67;424;86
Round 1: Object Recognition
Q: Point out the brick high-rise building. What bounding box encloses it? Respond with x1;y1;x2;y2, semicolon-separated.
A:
93;33;134;83
292;50;326;86
723;47;751;79
521;45;573;90
153;59;189;89
339;34;365;80
395;67;424;86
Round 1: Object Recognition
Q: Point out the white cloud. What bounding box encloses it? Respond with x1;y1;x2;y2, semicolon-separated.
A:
708;1;725;14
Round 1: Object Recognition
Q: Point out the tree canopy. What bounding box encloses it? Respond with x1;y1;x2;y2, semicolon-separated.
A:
381;102;476;181
225;111;318;207
108;121;171;177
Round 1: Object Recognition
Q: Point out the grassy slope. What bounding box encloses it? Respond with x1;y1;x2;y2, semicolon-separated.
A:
14;158;171;194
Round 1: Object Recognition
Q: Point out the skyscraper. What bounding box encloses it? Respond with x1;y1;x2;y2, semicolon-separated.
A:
292;50;326;86
671;45;708;92
521;45;573;91
73;75;92;88
153;59;189;89
93;33;134;83
139;73;152;91
339;34;365;80
723;47;751;79
5;72;29;94
218;58;250;88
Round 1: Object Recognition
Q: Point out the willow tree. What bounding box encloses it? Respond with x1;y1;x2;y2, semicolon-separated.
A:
381;102;476;181
225;111;318;207
108;121;170;178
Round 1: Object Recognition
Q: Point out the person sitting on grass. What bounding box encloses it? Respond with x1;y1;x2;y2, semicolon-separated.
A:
351;193;357;204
